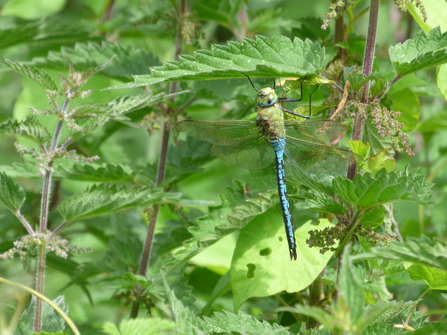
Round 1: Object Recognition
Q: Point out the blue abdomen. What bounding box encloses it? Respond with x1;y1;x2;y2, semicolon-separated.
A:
270;138;297;260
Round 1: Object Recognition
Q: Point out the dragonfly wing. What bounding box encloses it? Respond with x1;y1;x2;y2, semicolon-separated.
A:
284;135;356;177
176;120;259;144
283;119;347;145
211;136;275;170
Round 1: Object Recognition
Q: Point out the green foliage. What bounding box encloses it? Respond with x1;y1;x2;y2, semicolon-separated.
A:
389;27;447;77
0;1;446;334
231;216;334;309
0;115;51;145
370;236;447;271
201;310;289;335
58;184;165;222
102;317;177;335
332;167;433;209
16;296;68;335
0;171;26;212
0;59;57;91
32;42;160;82
114;35;328;89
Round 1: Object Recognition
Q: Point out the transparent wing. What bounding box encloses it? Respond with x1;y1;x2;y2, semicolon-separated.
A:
177;120;275;169
281;119;357;178
284;138;355;177
176;120;260;144
282;119;348;145
211;136;275;170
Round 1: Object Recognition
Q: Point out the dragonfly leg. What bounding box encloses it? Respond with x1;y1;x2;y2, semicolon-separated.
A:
282;107;310;119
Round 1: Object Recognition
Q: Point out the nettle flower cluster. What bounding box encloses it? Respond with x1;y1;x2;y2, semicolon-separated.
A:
17;69;100;177
0;233;90;269
322;0;427;31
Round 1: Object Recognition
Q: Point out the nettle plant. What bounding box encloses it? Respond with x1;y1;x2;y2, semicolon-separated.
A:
0;60;185;333
1;0;447;334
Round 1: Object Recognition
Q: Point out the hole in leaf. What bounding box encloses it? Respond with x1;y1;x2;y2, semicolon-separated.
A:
246;263;256;279
259;248;272;256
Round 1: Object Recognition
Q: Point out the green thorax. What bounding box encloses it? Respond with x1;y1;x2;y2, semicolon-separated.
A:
255;87;285;138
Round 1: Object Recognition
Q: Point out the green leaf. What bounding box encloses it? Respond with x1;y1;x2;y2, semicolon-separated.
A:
192;0;243;29
109;35;327;89
413;319;447;335
371;236;447;272
174;180;279;261
332;167;433;209
407;264;447;290
102;317;177;335
0;59;58;91
362;206;386;228
389;88;420;132
69;92;185;139
417;111;447;132
58;184;165;222
0;171;26;212
231;213;334;309
389;27;447;77
2;0;65;20
339;247;365;323
32;41;160;82
201;310;289;335
164;280;202;335
303;192;348;215
53;162;135;183
16;296;68;335
366;148;396;174
0;115;51;145
0;163;40;179
72;92;172;117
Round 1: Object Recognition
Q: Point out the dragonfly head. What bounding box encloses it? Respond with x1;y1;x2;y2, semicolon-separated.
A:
256;87;278;107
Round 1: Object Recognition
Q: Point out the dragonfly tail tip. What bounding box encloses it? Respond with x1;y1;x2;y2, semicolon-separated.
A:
290;248;297;261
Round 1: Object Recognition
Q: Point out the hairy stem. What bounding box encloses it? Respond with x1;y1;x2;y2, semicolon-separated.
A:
14;211;34;235
33;244;46;332
130;0;185;319
34;96;71;332
348;0;380;180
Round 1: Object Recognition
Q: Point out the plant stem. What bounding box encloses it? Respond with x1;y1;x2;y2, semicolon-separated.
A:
34;96;71;333
33;244;46;332
14;211;34;235
348;0;380;180
130;0;185;319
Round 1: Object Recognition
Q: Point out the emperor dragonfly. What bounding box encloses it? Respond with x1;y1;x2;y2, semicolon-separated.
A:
176;78;355;260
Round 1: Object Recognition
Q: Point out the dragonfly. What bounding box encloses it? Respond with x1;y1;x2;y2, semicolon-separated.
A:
176;77;355;260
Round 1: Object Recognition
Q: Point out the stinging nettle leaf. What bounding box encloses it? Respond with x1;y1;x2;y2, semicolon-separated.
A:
0;115;51;145
332;167;433;209
0;59;58;91
0;171;26;212
371;236;447;272
389;27;447;77
109;35;327;89
58;184;165;222
53;162;135;183
32;41;159;82
201;310;289;335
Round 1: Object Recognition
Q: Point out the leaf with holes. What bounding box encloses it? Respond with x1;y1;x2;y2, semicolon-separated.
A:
231;210;334;309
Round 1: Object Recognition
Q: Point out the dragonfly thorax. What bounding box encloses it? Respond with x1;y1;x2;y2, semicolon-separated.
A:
256;87;278;107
